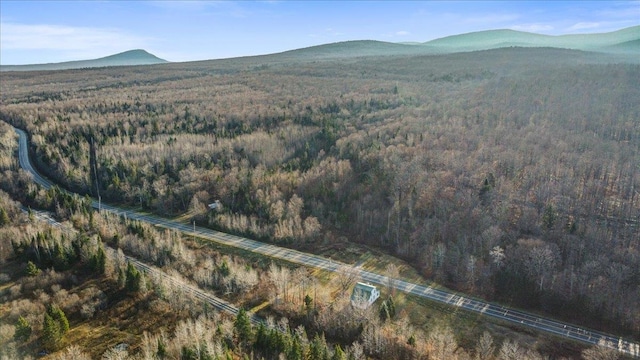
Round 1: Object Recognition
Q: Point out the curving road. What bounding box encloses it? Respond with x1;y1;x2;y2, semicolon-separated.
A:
13;127;640;357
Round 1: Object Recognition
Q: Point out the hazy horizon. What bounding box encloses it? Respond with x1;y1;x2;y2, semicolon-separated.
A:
1;0;639;65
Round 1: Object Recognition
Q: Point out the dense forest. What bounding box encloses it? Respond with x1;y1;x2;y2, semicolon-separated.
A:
1;46;639;345
1;122;619;359
0;124;618;360
0;180;618;360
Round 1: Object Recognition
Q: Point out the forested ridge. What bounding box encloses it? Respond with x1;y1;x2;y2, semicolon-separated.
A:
1;47;638;340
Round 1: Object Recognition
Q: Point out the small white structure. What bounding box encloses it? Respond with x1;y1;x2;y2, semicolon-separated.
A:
208;200;222;211
350;282;380;309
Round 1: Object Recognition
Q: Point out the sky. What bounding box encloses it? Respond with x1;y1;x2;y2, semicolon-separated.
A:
1;1;638;65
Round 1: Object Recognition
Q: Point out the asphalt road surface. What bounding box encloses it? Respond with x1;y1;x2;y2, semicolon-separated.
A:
14;127;639;357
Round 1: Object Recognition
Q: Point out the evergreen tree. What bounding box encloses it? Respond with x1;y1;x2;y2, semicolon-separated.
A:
48;304;69;335
304;294;313;310
96;246;106;274
234;308;253;347
26;261;40;276
286;333;304;360
0;207;9;226
379;301;390;322
308;333;329;360
542;204;557;230
181;346;197;360
41;313;61;351
112;233;120;247
331;345;346;360
53;243;69;270
269;329;287;356
254;322;268;353
479;178;492;204
89;247;106;274
304;294;313;308
379;296;396;322
264;329;277;356
14;316;32;342
386;296;396;318
407;334;416;347
157;338;167;358
125;262;142;292
218;260;230;277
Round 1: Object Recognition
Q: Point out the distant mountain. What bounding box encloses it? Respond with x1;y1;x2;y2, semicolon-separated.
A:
258;26;638;63
1;49;168;72
422;26;640;53
1;26;637;71
601;39;640;54
271;40;437;60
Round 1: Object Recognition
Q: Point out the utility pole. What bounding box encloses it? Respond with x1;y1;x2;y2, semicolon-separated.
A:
92;137;101;207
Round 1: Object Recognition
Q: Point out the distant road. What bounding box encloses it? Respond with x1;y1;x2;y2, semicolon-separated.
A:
26;207;264;326
13;126;639;357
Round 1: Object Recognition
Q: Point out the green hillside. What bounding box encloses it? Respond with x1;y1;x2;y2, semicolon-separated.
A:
601;38;640;54
423;26;640;53
254;26;639;62
424;29;554;49
1;26;637;72
0;49;167;72
269;40;439;60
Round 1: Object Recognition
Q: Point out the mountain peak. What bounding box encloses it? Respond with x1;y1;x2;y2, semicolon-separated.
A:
1;49;168;72
103;49;166;61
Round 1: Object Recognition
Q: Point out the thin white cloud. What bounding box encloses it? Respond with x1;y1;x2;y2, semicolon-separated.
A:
511;23;554;33
561;2;640;33
568;22;602;31
324;28;344;36
1;22;150;52
396;31;410;36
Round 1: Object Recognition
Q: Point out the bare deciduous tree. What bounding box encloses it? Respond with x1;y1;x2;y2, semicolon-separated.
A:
335;264;360;292
427;326;462;360
385;263;399;295
489;246;505;272
52;345;91;360
475;331;495;360
525;243;559;292
581;339;619;360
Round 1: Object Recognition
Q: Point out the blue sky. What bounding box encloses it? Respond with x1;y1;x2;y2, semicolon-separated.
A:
1;1;638;65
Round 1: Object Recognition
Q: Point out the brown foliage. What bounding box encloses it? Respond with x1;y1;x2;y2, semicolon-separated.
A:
2;48;638;336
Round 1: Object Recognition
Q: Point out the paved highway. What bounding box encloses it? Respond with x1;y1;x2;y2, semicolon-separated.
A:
13;127;639;357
